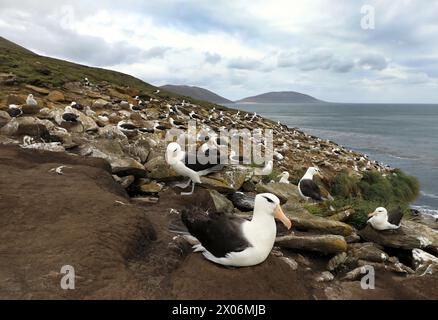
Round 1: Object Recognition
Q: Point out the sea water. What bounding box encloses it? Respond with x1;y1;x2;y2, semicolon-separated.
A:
229;102;438;218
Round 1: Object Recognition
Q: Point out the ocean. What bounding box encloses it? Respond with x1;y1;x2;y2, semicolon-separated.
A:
228;102;438;217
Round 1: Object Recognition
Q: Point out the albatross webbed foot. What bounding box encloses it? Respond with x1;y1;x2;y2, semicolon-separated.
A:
174;178;192;189
180;181;196;196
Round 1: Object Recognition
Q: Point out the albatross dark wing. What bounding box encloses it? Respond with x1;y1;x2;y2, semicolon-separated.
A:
299;179;323;201
183;149;226;173
182;207;251;258
388;207;404;226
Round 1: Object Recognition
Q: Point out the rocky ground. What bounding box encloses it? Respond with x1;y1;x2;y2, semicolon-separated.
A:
1;73;438;299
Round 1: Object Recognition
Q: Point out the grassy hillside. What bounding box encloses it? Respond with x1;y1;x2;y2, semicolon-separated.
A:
0;37;229;109
0;36;157;90
161;84;233;104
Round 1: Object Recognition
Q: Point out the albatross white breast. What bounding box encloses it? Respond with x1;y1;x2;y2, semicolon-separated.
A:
165;142;226;195
180;193;292;267
367;207;404;231
298;167;323;201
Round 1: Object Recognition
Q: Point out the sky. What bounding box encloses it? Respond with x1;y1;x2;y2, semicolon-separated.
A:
1;0;438;103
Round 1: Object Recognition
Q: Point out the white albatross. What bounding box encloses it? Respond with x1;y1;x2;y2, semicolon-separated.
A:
277;171;290;184
367;207;404;231
175;193;292;267
165;142;225;195
298;167;323;201
26;94;37;105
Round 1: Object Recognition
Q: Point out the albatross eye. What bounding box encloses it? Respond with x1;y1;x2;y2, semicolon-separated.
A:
263;196;274;203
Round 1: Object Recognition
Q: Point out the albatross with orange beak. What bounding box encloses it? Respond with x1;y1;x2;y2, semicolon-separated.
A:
178;193;292;267
367;207;404;231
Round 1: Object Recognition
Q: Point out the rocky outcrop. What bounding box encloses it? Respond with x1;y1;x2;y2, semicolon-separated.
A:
0;145;156;299
283;202;354;237
79;140;147;177
276;234;348;254
359;221;438;252
208;189;234;213
255;182;301;203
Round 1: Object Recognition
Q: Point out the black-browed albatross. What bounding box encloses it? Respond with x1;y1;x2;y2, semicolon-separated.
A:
298;167;323;201
178;193;292;267
367;207;404;230
165;142;226;195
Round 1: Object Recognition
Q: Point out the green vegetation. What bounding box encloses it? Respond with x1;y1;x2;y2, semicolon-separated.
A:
327;169;420;229
0;36;225;110
261;169;281;184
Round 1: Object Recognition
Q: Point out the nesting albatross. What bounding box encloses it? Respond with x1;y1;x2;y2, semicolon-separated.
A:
298;167;323;201
165;142;226;195
177;193;292;267
367;207;404;231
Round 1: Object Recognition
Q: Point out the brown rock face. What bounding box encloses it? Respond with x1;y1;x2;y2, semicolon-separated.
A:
0;145;156;299
47;90;65;102
6;94;26;105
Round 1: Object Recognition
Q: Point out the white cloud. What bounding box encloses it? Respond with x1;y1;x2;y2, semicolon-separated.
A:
0;0;438;102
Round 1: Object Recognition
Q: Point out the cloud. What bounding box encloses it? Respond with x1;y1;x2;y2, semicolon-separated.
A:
357;53;388;71
0;0;437;102
278;50;355;73
204;52;221;64
228;57;260;70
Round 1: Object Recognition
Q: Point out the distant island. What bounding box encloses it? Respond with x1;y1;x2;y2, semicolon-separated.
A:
160;84;233;104
236;91;323;103
161;85;323;104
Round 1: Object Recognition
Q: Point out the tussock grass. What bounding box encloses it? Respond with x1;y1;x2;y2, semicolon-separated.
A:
327;170;419;229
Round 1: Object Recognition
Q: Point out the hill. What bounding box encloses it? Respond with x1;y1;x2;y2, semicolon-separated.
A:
237;91;323;103
0;37;218;108
160;84;233;104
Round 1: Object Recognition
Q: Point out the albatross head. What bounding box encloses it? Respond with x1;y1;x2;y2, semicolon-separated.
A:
254;193;292;229
165;142;184;165
305;167;322;178
368;207;388;219
278;171;289;179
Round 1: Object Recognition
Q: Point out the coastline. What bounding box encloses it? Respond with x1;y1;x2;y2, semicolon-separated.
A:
229;102;438;219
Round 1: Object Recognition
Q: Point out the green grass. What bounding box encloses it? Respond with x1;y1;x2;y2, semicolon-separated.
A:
326;169;420;229
0;37;229;110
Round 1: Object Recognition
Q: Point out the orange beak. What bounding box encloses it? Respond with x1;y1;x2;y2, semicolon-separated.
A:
274;205;292;230
368;211;376;218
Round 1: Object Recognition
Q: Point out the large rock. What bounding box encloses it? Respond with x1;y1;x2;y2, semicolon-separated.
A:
208;189;234;213
283;202;354;236
16;122;51;141
21;104;41;115
25;84;50;94
412;248;438;271
347;242;388;263
0;144;156;299
359;221;438;252
200;165;251;193
6;94;25;105
0;110;11;128
47;90;65;102
92;99;110;109
79;140;146;178
275;234;347;254
144;156;178;180
255;182;301;203
0;116;50;140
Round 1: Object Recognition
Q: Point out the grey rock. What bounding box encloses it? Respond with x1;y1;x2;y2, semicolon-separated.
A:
359;221;438;251
327;252;348;271
276;234;347;254
208;189;234;213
